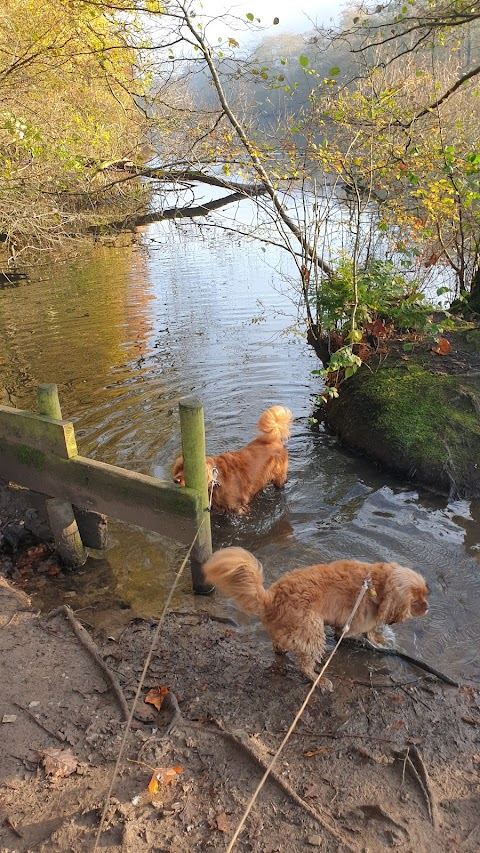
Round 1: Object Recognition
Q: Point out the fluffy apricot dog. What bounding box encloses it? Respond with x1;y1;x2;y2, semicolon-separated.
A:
172;406;292;514
203;547;429;690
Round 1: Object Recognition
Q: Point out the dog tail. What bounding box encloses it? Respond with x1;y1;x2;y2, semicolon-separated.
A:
257;405;292;443
202;547;270;616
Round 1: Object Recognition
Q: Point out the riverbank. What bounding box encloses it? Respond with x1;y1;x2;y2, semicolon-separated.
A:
1;576;479;853
317;325;480;500
1;480;479;853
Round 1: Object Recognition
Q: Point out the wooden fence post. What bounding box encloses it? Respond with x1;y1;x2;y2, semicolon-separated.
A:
36;383;108;552
36;384;87;567
37;383;63;420
36;384;87;565
178;399;214;594
45;498;87;567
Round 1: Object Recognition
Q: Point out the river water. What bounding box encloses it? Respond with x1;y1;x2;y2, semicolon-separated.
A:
0;215;479;681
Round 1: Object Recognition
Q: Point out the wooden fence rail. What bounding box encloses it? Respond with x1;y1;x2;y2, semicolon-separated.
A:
0;386;213;592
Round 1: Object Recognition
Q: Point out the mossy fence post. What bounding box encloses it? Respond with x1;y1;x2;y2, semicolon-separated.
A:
178;399;214;594
36;384;87;567
37;383;109;551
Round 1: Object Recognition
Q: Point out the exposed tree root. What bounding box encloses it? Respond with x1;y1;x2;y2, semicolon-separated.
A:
209;718;359;853
346;637;459;686
47;605;129;721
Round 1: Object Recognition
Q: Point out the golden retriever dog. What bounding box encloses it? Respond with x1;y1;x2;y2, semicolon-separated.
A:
172;406;292;514
202;547;429;691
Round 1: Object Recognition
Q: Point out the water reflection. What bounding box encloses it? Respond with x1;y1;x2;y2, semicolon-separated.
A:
0;220;478;679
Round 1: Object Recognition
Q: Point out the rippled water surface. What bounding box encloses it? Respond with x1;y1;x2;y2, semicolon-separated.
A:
1;217;479;680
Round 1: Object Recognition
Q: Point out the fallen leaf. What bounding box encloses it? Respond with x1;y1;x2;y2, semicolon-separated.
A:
41;747;78;778
148;765;183;795
26;545;48;559
431;337;452;355
215;811;231;833
2;715;17;724
145;686;169;711
388;720;406;730
303;747;332;758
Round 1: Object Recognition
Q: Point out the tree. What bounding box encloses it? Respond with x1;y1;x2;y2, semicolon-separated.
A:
0;0;149;262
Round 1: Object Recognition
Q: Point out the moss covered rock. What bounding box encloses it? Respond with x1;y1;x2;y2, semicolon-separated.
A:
321;329;480;499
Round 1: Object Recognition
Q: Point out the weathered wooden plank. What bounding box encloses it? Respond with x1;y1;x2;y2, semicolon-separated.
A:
0;405;77;460
0;440;200;544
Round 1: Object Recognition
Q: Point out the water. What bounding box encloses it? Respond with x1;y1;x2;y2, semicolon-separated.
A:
0;217;479;681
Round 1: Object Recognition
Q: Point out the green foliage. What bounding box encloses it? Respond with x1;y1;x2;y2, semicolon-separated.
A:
313;256;441;335
0;0;150;258
313;345;362;402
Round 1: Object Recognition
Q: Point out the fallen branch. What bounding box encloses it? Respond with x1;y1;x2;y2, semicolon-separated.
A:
209;718;358;853
47;605;129;721
346;637;459;687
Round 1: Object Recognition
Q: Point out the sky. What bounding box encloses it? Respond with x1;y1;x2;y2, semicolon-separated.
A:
201;0;344;35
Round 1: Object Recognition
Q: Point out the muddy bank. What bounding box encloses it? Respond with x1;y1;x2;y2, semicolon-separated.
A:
0;573;479;853
317;327;480;500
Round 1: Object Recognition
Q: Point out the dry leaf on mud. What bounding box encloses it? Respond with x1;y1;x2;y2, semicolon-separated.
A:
431;337;452;355
148;765;183;796
303;747;332;758
215;811;231;833
40;747;78;777
145;685;169;711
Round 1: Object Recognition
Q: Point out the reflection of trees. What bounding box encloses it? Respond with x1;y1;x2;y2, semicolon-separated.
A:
0;247;154;413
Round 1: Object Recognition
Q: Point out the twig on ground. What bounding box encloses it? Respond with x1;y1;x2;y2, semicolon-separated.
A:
169;609;238;627
3;816;23;839
395;745;439;828
346;637;459;687
137;691;185;761
353;677;421;688
47;605;129;721
209;718;358;853
13;701;66;743
163;691;184;736
397;682;432;711
409;744;439;829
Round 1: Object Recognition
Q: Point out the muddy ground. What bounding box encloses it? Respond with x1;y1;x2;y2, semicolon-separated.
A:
0;481;479;853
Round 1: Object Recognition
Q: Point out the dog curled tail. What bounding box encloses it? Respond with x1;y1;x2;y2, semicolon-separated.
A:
202;547;271;616
257;406;292;443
